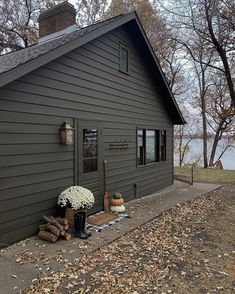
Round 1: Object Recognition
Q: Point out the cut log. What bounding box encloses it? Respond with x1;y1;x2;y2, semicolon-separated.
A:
67;227;73;235
60;230;66;236
38;230;58;243
39;224;48;231
54;217;69;226
62;232;72;241
64;224;69;230
39;224;60;236
43;215;64;231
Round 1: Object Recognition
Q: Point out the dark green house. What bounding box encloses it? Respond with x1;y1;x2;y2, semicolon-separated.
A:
0;2;185;245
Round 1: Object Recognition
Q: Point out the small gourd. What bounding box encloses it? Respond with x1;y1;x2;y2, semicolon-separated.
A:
110;205;125;213
111;192;124;206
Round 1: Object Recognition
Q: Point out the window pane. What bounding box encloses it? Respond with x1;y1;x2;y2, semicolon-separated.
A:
146;130;156;163
137;129;144;165
83;129;97;159
83;129;98;173
83;158;98;174
137;129;143;146
137;147;144;165
160;130;166;161
120;47;128;73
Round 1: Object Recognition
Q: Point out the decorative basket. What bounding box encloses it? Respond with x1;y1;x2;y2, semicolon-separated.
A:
65;207;75;233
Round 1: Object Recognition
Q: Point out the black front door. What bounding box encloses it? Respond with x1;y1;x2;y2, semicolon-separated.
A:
78;120;103;213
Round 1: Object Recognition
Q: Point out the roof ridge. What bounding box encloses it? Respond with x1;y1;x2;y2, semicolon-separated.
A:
0;12;133;59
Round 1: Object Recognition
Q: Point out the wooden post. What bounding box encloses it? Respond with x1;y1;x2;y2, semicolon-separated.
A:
103;160;110;212
191;165;194;186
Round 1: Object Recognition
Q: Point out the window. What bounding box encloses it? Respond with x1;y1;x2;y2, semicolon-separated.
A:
83;128;98;173
119;44;129;73
160;130;166;161
146;130;157;164
137;128;166;166
137;129;145;165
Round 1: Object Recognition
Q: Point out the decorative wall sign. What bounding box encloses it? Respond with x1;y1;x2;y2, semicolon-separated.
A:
110;140;130;151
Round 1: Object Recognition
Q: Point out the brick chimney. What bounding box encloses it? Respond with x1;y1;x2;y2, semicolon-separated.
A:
38;1;76;40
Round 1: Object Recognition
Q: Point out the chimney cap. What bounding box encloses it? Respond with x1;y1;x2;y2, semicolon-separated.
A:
38;1;76;22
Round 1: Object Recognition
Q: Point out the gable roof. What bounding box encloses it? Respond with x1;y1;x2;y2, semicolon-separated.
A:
0;12;185;124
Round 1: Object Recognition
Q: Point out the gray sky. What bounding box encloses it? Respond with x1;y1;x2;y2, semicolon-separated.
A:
69;0;76;5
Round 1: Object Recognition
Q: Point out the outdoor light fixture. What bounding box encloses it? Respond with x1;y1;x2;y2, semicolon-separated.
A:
60;121;74;145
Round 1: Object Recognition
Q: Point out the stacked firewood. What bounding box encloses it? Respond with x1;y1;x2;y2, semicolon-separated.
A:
38;215;72;242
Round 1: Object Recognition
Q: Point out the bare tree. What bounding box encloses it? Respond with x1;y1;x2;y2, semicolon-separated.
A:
192;46;213;168
0;0;63;54
76;0;109;27
206;74;235;166
107;0;188;97
157;0;235;106
174;104;200;166
175;32;214;167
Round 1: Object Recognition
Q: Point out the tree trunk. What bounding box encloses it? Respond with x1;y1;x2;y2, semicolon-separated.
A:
200;67;208;168
179;126;183;167
209;122;223;166
205;6;235;107
202;113;208;168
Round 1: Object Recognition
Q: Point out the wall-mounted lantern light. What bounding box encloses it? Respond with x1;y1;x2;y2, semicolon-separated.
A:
60;121;74;145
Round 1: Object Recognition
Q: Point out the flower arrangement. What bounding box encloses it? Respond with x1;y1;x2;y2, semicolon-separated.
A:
57;186;94;210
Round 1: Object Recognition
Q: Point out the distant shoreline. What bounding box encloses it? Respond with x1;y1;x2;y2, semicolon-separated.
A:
174;138;235;170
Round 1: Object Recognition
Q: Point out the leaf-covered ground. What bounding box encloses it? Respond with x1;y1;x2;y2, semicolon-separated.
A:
22;185;235;294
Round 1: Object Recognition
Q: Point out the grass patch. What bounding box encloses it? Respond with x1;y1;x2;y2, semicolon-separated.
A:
174;166;235;184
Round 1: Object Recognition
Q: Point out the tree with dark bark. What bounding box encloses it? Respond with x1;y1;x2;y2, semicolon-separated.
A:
157;0;235;106
0;0;63;54
76;0;109;27
175;110;200;167
206;74;235;166
177;33;214;168
107;0;187;97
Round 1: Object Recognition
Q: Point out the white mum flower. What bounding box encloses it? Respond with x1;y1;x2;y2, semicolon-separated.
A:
57;186;94;210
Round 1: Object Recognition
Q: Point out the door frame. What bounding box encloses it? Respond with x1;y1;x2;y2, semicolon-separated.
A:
74;118;104;213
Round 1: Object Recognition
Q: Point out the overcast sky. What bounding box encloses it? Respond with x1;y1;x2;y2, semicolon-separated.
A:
69;0;76;5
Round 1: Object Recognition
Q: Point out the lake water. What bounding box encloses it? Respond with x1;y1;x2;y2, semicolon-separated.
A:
174;138;235;170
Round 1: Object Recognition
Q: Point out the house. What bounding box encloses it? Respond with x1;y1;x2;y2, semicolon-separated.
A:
0;1;185;245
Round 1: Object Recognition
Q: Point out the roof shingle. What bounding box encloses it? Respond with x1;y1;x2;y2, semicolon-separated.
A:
0;14;125;75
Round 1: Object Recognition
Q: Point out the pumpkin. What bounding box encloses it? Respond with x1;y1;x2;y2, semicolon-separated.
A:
110;205;125;213
111;198;124;206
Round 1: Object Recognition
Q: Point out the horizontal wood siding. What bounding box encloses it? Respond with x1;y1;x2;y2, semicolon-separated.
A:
0;24;173;244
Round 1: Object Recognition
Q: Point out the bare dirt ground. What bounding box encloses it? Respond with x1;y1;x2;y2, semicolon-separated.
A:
23;185;235;294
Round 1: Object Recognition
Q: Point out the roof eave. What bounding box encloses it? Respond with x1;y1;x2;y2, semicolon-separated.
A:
0;11;185;125
0;13;136;88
